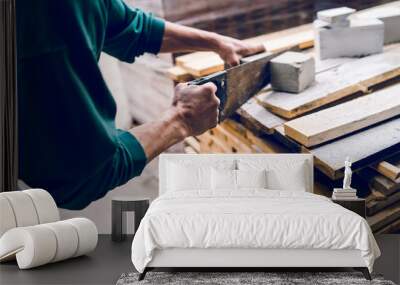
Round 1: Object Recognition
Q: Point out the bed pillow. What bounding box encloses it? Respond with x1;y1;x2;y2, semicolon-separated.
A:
211;169;268;191
211;168;236;190
236;169;267;189
237;159;309;191
167;162;210;191
166;160;236;192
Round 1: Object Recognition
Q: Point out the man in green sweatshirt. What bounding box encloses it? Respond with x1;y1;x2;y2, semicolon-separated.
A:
17;0;264;209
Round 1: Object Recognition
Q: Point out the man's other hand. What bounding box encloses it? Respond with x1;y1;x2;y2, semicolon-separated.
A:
216;36;265;67
172;82;220;137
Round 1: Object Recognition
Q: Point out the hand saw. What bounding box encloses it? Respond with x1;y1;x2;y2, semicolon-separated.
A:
188;51;277;121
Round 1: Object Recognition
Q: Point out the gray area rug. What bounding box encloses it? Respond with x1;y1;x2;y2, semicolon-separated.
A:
117;272;395;285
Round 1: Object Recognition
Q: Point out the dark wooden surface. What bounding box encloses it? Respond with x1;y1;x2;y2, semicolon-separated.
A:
332;198;366;218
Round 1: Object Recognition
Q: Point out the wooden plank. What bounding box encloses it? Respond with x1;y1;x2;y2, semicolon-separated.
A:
304;117;400;180
376;218;400;234
258;46;400;119
237;97;286;135
365;189;387;204
372;153;400;181
273;125;302;153
358;168;400;197
184;146;197;154
175;51;217;67
166;66;193;82
222;120;287;153
184;137;200;153
367;203;400;232
174;24;314;77
211;125;254;153
284;84;400;147
182;56;225;77
367;190;400;216
197;131;231;153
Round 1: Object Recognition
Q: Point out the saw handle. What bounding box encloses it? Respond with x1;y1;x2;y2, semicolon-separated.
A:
188;71;227;121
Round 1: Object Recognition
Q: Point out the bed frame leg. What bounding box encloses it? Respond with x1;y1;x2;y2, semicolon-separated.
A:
138;268;148;281
354;267;371;280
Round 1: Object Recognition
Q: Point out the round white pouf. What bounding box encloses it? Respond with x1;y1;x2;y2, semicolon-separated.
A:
0;195;17;237
23;189;60;224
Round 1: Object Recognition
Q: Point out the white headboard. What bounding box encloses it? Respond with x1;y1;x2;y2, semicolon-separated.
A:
159;153;313;195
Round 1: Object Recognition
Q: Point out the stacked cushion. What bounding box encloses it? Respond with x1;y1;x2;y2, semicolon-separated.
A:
0;189;97;269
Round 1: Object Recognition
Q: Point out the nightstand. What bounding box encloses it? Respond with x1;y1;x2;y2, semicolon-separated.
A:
332;198;366;218
111;196;150;242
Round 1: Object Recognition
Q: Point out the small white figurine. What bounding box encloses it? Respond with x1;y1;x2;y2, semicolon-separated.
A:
343;156;352;190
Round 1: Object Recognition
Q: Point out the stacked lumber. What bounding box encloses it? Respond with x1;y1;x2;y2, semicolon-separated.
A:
174;5;400;233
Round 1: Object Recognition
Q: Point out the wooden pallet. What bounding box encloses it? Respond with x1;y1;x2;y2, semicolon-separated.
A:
196;120;287;154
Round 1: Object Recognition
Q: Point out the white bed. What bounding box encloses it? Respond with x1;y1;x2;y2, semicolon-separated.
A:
131;154;380;280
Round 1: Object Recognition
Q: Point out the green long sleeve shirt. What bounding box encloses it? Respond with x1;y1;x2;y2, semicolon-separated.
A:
17;0;165;209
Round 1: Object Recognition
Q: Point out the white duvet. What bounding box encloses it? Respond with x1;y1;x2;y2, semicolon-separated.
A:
131;190;380;273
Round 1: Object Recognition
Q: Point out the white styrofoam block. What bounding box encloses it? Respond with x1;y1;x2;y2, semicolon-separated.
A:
1;192;39;227
23;189;60;224
64;218;98;257
314;18;384;60
317;7;355;24
353;7;400;44
0;196;17;237
270;51;315;93
0;226;57;269
42;221;79;262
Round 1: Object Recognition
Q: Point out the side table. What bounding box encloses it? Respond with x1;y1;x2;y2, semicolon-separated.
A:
112;196;150;242
332;198;366;218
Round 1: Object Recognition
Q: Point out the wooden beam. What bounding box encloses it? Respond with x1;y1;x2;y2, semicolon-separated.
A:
237;97;286;135
376;218;400;234
258;46;400;119
304;117;400;180
166;66;193;82
174;24;314;77
181;56;225;77
367;203;400;232
175;51;217;67
197;131;232;153
284;84;400;147
222;120;287;153
367;190;400;216
184;137;200;153
357;167;400;196
372;153;400;182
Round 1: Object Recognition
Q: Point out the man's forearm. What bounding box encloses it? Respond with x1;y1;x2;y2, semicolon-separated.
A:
160;22;265;66
129;108;188;162
160;22;222;53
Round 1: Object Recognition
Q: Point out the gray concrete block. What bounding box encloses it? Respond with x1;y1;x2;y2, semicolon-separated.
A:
317;7;355;25
270;51;315;93
353;7;400;44
314;18;384;60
